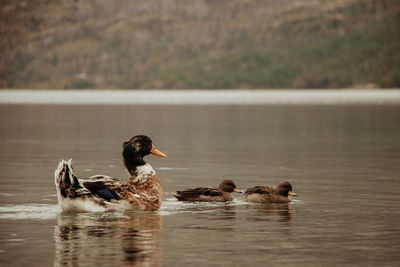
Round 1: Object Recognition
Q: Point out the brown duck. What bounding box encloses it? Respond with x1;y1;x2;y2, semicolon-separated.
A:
174;180;241;202
244;181;297;203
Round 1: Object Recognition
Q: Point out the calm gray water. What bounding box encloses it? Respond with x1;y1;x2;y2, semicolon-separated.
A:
0;97;400;265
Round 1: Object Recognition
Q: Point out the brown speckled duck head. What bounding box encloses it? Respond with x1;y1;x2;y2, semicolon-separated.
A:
276;181;298;197
123;135;167;175
218;180;241;193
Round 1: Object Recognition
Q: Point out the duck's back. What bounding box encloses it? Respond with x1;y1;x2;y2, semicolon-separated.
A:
245;185;290;203
174;187;232;202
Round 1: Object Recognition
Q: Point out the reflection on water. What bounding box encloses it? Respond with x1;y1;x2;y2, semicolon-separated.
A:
51;200;296;266
1;102;400;266
54;211;163;266
250;203;292;224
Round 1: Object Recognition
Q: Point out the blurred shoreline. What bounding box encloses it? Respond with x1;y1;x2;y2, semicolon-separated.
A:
1;89;399;105
1;0;399;89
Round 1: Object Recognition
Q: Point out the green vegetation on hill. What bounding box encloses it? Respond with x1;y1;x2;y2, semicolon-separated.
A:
149;13;400;89
1;0;399;89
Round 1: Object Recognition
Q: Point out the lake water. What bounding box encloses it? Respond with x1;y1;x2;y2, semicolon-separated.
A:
0;91;400;266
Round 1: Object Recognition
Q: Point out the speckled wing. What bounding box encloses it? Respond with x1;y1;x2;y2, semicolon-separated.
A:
245;186;274;195
81;176;122;201
174;187;222;201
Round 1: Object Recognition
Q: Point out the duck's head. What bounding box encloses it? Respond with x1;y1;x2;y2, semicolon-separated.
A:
218;180;241;193
123;135;167;173
276;181;298;197
123;135;167;158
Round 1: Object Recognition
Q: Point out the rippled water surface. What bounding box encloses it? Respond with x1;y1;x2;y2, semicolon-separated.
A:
1;96;400;266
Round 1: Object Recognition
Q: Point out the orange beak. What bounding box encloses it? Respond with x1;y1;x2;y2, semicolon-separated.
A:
150;144;167;158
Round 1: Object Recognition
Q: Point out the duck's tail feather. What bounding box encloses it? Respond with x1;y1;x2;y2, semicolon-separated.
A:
55;159;81;199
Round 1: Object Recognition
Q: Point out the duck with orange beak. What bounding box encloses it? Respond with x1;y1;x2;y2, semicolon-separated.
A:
55;135;167;212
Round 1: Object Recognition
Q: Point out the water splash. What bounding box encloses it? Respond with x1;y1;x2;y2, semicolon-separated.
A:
0;204;60;220
0;192;23;197
0;195;269;219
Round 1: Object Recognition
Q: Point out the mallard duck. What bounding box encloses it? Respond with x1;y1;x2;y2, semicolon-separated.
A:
244;181;297;203
54;135;167;212
174;180;241;202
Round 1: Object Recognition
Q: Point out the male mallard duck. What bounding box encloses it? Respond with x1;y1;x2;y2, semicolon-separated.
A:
174;180;241;202
54;135;167;212
244;181;297;203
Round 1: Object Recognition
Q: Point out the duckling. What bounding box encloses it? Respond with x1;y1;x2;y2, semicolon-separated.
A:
174;180;240;202
244;181;297;203
54;135;167;212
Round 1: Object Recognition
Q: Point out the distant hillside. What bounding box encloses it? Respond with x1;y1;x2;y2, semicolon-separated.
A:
1;0;399;89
